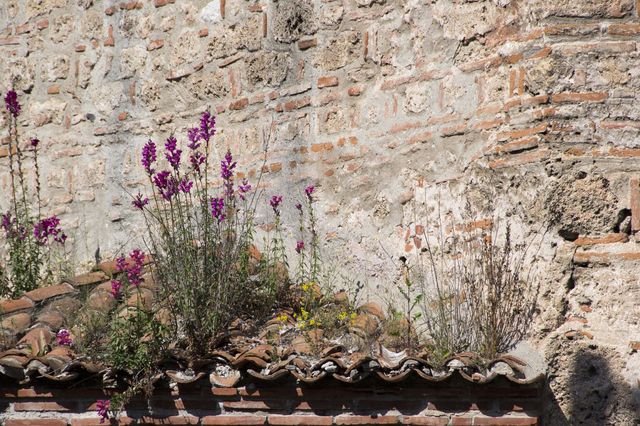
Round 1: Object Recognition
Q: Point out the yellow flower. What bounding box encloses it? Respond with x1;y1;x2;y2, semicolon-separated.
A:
277;314;289;323
338;311;348;321
309;319;316;326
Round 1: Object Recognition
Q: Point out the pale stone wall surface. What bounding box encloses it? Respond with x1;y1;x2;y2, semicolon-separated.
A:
1;0;640;423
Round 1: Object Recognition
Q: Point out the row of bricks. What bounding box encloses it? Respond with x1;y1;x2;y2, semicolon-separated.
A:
3;414;538;426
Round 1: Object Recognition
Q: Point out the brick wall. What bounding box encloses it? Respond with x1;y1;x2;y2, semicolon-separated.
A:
0;378;541;425
1;0;640;423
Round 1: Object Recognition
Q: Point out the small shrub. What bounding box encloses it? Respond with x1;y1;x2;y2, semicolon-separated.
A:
413;216;540;361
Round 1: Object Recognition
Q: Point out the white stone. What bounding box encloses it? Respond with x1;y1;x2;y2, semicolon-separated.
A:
200;0;222;24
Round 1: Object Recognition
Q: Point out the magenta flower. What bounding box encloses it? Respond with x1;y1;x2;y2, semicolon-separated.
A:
295;203;303;211
221;150;236;197
132;193;149;210
211;197;225;222
190;151;205;173
1;213;13;233
96;399;110;424
270;195;283;213
4;90;20;117
199;110;216;143
110;279;122;298
116;255;127;272
165;136;182;171
187;127;201;150
305;185;315;199
296;240;305;253
127;249;146;287
56;329;72;346
30;138;39;148
33;216;67;245
141;140;157;176
237;179;252;200
179;177;193;194
153;170;170;191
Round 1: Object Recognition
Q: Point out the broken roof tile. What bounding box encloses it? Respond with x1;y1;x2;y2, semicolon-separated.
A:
24;283;75;303
65;271;109;287
0;297;34;315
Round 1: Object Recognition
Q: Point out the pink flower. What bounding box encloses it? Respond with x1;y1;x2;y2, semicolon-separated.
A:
270;195;283;213
110;280;122;298
296;240;305;253
96;399;110;424
56;329;72;346
305;185;315;199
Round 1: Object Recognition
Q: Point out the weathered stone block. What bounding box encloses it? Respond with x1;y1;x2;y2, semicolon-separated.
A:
271;0;316;43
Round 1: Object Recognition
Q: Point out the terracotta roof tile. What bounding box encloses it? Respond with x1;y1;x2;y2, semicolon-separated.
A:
1;312;32;334
65;271;109;287
0;298;35;315
24;283;75;303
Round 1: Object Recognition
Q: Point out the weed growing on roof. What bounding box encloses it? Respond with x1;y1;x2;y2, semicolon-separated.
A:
0;90;68;298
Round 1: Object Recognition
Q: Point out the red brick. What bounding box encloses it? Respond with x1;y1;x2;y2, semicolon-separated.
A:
36;19;49;29
401;417;448;426
630;341;640;351
117;112;128;121
268;415;333;425
14;401;73;411
574;251;640;264
631;178;640;232
120;1;143;10
135;416;199;425
0;297;34;314
223;400;288;411
202;416;267;425
230;98;249;110
335;416;399;425
6;420;68;426
47;86;60;95
473;417;537;425
104;25;114;47
155;0;176;6
75;44;86;52
199;28;209;37
318;76;339;88
298;39;317;50
551;92;608;103
105;6;116;15
608;23;640;35
407;131;433;144
0;36;20;46
16;23;31;34
348;86;363;96
574;233;629;246
488;149;548;169
498;123;548;141
147;39;165;51
449;418;473;426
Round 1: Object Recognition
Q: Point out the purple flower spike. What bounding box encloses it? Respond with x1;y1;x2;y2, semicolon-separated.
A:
220;150;236;181
142;140;157;176
56;329;72;346
132;193;149;210
30;138;40;148
237;179;252;200
199;110;216;143
33;216;66;245
153;170;170;191
179;177;193;194
110;279;122;298
165;136;182;171
270;195;283;213
295;203;303;211
305;185;315;199
190;152;205;174
116;256;127;272
4;90;20;117
296;240;305;254
187;127;201;150
96;399;110;424
210;197;225;222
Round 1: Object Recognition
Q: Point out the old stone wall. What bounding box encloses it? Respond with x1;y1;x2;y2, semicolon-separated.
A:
1;0;640;423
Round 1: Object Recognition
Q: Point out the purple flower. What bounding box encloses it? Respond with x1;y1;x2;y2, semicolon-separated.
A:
295;203;303;211
295;240;305;254
132;193;149;210
179;177;193;194
96;399;110;424
110;279;122;298
165;136;182;171
210;197;225;222
56;329;72;346
190;152;205;173
221;150;237;198
33;216;67;245
270;195;283;213
116;256;127;272
125;249;145;287
199;110;216;143
4;90;20;117
1;213;13;233
220;150;236;181
142;140;157;176
153;170;170;190
237;179;252;200
305;185;315;199
30;138;39;148
187;127;201;150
